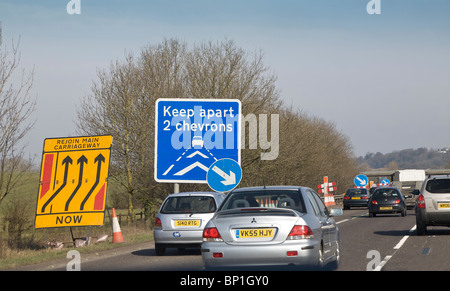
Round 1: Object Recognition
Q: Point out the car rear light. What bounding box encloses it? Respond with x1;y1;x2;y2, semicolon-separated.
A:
372;200;378;205
213;252;223;258
154;217;162;230
363;196;369;200
394;199;401;204
203;227;224;242
287;225;313;240
344;196;350;200
287;251;298;257
417;194;426;209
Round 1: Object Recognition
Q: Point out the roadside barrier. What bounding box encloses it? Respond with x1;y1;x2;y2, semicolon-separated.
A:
324;192;336;207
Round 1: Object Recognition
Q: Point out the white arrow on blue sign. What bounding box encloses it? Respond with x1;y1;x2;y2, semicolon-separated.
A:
354;174;368;187
380;178;390;185
154;98;241;183
207;158;242;192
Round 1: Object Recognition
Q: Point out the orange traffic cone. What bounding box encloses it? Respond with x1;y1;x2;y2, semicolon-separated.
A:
324;193;336;207
112;208;124;243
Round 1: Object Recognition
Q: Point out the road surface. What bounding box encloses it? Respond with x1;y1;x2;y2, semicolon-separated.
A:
11;208;450;271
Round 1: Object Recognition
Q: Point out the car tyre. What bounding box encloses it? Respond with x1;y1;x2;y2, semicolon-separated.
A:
369;212;376;217
416;218;427;236
317;244;325;270
327;242;340;271
155;243;166;256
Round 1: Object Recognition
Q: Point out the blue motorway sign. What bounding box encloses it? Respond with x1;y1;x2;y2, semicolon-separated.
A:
354;174;368;187
207;158;242;192
154;98;241;183
380;178;390;185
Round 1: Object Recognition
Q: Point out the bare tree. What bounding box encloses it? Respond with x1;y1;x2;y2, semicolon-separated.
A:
77;40;186;221
0;26;36;205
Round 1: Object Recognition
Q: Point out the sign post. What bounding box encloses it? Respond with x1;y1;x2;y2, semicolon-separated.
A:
154;98;241;185
317;176;337;207
35;135;112;229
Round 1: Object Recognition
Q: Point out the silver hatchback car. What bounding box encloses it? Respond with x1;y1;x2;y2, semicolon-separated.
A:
416;175;450;235
154;191;226;256
201;186;342;270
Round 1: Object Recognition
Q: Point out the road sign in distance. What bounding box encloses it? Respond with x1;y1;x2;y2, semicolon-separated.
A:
354;174;368;187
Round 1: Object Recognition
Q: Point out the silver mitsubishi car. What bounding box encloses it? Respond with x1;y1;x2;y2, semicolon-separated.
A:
201;186;342;270
154;191;226;256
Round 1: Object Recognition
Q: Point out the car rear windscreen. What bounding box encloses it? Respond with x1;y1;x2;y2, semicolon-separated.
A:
219;190;306;213
372;189;400;199
346;188;368;196
426;179;450;194
160;196;216;214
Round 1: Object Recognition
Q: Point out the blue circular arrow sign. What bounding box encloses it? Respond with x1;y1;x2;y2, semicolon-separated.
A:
380;178;390;185
354;174;368;187
207;158;242;192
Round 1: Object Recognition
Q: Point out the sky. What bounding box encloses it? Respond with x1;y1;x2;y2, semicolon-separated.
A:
0;0;449;160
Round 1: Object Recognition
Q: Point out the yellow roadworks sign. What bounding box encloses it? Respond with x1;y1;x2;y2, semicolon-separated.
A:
35;135;113;229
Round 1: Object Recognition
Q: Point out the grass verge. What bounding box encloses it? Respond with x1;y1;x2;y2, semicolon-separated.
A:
0;225;153;270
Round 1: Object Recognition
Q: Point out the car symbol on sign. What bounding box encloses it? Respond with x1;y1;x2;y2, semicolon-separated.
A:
192;136;204;149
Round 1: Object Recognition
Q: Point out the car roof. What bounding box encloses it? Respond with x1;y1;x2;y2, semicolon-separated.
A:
426;175;450;180
166;191;225;198
373;187;401;191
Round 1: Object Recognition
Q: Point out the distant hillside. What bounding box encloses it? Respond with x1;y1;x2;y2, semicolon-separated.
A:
357;147;450;169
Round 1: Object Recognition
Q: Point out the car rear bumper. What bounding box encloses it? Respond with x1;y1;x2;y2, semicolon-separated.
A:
201;240;320;268
344;200;369;207
154;229;203;245
369;204;405;214
416;208;450;226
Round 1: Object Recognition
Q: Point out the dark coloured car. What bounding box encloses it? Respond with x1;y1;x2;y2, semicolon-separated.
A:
368;187;406;217
343;188;370;210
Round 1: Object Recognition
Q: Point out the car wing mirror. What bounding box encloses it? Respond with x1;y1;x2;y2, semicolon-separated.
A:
329;208;343;217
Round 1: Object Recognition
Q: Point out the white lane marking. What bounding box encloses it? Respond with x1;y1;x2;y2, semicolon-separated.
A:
336;219;350;224
336;212;368;224
374;225;416;271
374;255;392;271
